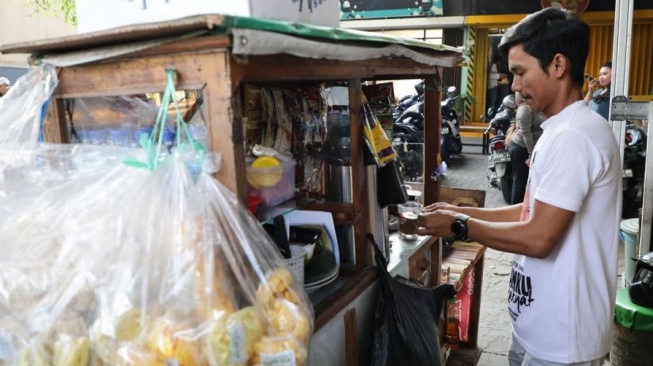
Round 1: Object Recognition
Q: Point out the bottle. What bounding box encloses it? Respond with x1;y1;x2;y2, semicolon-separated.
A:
447;298;460;350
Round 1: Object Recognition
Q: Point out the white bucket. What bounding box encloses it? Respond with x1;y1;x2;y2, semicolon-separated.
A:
620;218;639;285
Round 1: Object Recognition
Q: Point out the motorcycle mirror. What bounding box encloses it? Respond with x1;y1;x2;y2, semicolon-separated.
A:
447;86;456;93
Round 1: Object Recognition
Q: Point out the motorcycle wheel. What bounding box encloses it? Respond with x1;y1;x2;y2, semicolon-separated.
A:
450;138;463;155
500;175;513;204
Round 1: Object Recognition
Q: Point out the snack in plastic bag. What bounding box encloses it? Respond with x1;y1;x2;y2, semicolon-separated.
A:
0;65;314;366
207;306;266;366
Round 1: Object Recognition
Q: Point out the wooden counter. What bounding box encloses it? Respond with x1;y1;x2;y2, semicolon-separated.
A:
443;240;486;366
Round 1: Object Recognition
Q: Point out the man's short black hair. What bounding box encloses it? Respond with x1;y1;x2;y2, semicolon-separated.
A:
498;8;589;87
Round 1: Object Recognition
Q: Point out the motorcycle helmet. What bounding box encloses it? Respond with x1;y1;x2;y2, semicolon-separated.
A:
628;251;653;308
501;94;516;110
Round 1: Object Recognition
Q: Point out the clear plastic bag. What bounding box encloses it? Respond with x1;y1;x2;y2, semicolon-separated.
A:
0;66;313;366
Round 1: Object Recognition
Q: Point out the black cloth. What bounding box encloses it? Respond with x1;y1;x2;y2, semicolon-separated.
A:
509;142;530;204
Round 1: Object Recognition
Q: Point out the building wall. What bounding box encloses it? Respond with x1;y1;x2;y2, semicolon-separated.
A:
0;2;76;69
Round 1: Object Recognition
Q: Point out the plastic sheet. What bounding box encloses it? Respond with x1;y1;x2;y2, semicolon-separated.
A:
0;65;313;366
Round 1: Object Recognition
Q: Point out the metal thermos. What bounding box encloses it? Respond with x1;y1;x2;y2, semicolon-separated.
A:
326;160;356;265
366;163;390;262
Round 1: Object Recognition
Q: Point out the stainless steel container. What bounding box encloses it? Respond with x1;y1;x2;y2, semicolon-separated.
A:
325;162;353;203
325;160;357;265
324;154;388;265
367;164;389;262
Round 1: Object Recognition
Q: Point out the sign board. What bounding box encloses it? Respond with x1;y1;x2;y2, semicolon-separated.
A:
341;0;443;20
541;0;591;15
76;0;340;34
454;267;475;342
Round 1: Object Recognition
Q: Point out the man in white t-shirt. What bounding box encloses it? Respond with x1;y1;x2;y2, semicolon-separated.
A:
416;8;622;365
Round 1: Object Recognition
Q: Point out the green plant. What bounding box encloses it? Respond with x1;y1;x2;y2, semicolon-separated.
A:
453;93;475;115
22;0;77;25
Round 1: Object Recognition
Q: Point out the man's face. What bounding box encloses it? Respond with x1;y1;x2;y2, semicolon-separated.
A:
0;83;9;95
508;45;554;115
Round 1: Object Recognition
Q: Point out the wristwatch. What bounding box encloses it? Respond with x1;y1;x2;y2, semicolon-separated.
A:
450;213;471;241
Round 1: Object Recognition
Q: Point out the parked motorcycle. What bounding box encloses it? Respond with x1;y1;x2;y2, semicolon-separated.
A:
623;120;647;218
440;86;463;164
484;94;517;203
393;81;424;130
392;132;423;182
392;82;463;167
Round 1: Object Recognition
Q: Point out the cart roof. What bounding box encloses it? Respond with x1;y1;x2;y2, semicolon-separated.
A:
0;15;463;67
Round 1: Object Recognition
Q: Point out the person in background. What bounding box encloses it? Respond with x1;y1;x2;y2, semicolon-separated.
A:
583;61;612;121
416;8;622;365
486;54;502;114
508;92;545;204
0;77;10;97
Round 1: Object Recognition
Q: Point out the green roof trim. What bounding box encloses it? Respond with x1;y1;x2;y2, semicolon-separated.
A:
222;15;462;55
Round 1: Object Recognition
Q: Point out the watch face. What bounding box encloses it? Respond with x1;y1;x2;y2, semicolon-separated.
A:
451;220;465;237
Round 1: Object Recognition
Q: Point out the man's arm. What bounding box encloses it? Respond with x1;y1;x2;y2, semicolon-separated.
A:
417;200;574;258
422;201;523;222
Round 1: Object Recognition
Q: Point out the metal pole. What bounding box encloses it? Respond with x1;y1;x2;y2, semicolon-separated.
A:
612;101;653;255
640;103;653;254
610;0;634;160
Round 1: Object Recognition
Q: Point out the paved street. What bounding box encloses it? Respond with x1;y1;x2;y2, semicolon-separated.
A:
441;138;512;364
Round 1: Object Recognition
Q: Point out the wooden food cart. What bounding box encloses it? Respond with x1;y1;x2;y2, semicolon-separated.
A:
0;15;484;365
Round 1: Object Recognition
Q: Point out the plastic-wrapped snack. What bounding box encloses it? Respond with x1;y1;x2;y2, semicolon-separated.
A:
114;344;162;366
145;317;203;365
251;335;308;366
207;306;266;366
17;343;51;366
53;335;91;366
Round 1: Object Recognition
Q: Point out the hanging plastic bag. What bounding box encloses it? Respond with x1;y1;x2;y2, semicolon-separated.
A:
0;67;313;366
376;159;409;208
368;234;455;366
361;94;397;167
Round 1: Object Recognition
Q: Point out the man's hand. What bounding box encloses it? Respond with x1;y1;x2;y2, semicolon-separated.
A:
422;202;456;213
415;209;457;237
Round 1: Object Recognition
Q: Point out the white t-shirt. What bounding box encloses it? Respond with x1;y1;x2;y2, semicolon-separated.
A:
510;101;622;363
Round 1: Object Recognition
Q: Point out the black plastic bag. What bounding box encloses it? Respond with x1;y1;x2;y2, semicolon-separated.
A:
368;234;455;366
376;159;408;207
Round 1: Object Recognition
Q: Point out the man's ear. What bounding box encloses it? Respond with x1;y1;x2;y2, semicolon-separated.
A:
550;53;567;79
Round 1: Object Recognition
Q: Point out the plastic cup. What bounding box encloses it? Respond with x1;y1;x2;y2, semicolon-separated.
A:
620;218;639;285
398;201;422;240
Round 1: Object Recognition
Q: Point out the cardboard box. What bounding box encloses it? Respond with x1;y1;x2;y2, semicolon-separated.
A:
76;0;340;34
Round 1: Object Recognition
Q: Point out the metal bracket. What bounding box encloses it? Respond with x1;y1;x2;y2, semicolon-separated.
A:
611;98;650;120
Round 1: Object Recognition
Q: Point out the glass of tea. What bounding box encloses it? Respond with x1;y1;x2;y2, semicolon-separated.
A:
398;201;422;240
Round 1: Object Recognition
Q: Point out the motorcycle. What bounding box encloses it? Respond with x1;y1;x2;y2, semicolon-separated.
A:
392;132;423;182
483;94;517;204
622;120;647;218
393;81;424;130
440;86;463;164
